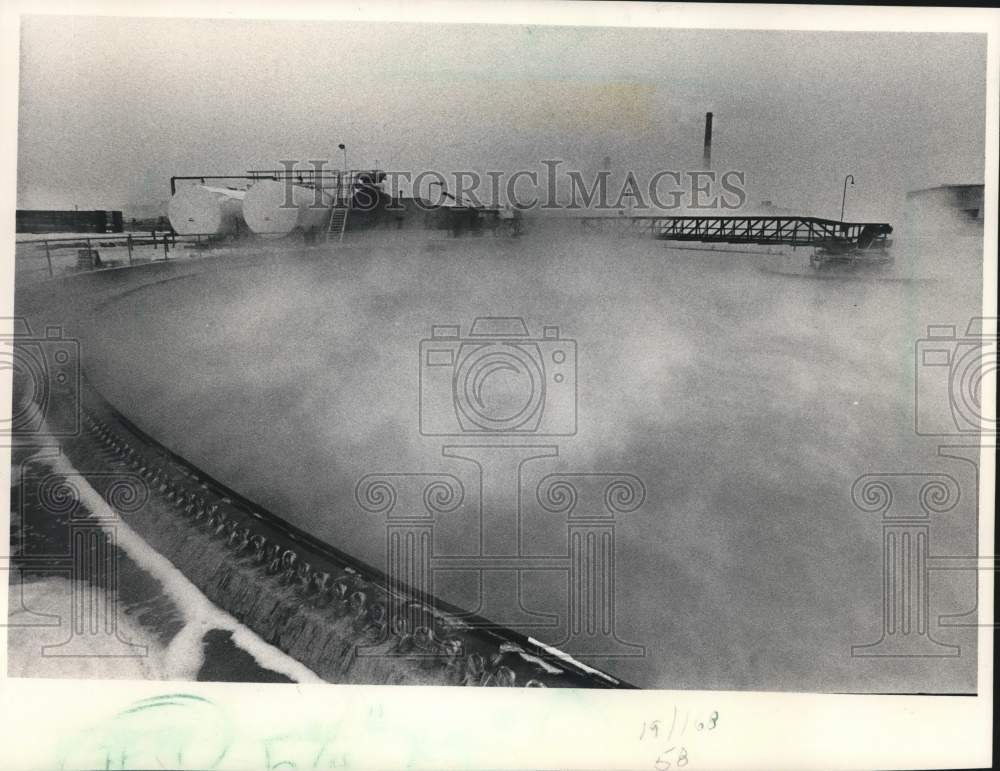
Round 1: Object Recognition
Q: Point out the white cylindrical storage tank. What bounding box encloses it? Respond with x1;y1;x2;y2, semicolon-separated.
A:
168;185;246;236
242;180;332;238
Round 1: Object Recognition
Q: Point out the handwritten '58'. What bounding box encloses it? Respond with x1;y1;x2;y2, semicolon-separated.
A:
640;710;719;769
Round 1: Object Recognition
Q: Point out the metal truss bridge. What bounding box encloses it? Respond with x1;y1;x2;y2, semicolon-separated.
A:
578;215;893;249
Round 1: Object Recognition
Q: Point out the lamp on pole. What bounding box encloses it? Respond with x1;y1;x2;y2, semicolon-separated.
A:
338;143;347;171
841;174;855;222
428;180;448;205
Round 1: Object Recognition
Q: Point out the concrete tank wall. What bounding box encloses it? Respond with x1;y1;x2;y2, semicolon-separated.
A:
242;180;332;238
168;185;246;236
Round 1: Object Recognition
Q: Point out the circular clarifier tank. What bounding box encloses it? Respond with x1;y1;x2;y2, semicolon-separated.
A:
167;185;246;236
242;180;332;238
15;235;982;694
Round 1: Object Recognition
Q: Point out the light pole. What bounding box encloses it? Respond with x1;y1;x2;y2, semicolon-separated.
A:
841;174;855;222
337;143;348;200
428;180;449;205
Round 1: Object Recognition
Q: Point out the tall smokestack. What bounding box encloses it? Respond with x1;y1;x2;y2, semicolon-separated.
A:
703;112;713;168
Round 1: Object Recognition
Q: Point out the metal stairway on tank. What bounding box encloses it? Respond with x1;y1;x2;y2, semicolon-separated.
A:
326;204;349;242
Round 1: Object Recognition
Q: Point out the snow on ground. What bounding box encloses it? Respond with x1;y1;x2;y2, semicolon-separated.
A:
7;577;163;680
7;446;324;684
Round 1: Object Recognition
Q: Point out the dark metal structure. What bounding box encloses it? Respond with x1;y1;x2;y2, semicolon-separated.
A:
655;215;892;248
16;209;124;234
906;183;985;225
575;214;893;251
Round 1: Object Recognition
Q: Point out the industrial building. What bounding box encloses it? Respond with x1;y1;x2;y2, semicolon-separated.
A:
16;208;124;233
906;183;985;226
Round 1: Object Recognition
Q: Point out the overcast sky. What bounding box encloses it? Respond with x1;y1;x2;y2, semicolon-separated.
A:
16;16;988;220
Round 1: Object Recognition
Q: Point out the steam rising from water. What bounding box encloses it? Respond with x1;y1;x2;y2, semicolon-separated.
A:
72;225;983;691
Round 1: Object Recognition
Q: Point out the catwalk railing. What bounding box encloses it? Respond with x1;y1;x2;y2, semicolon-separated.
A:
13;231;287;283
170;169;387;205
